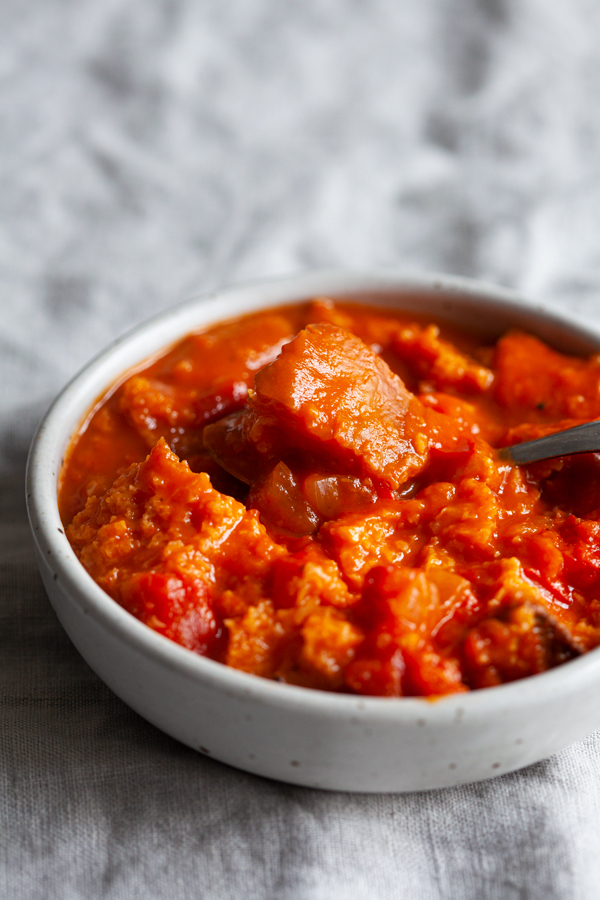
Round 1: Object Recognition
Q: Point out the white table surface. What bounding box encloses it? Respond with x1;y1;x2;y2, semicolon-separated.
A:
3;1;600;897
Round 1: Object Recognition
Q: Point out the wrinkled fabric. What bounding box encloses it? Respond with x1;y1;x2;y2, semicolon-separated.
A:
2;1;600;897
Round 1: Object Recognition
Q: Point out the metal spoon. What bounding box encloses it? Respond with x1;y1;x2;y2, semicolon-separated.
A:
500;420;600;464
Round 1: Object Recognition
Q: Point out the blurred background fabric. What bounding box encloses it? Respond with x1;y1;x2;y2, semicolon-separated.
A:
3;1;600;897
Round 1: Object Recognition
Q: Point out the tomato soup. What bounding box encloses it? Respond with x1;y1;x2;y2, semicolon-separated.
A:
60;298;600;696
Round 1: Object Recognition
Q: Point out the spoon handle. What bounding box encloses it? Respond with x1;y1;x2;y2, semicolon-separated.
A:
500;420;600;464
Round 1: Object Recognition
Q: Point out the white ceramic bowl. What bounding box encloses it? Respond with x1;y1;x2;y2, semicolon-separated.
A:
26;270;600;792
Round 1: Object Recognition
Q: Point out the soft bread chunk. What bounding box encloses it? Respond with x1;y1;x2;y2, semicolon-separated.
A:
251;323;430;488
392;322;493;393
67;439;285;653
494;330;600;418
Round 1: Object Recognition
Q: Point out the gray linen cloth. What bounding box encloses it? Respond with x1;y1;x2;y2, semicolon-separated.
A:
3;1;600;897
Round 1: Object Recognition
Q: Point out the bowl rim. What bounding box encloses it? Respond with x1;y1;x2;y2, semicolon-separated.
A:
26;268;600;722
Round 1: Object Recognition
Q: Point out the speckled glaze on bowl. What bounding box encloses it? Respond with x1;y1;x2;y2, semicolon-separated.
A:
26;271;600;792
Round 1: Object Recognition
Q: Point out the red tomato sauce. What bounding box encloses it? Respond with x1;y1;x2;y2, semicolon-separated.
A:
60;298;600;696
